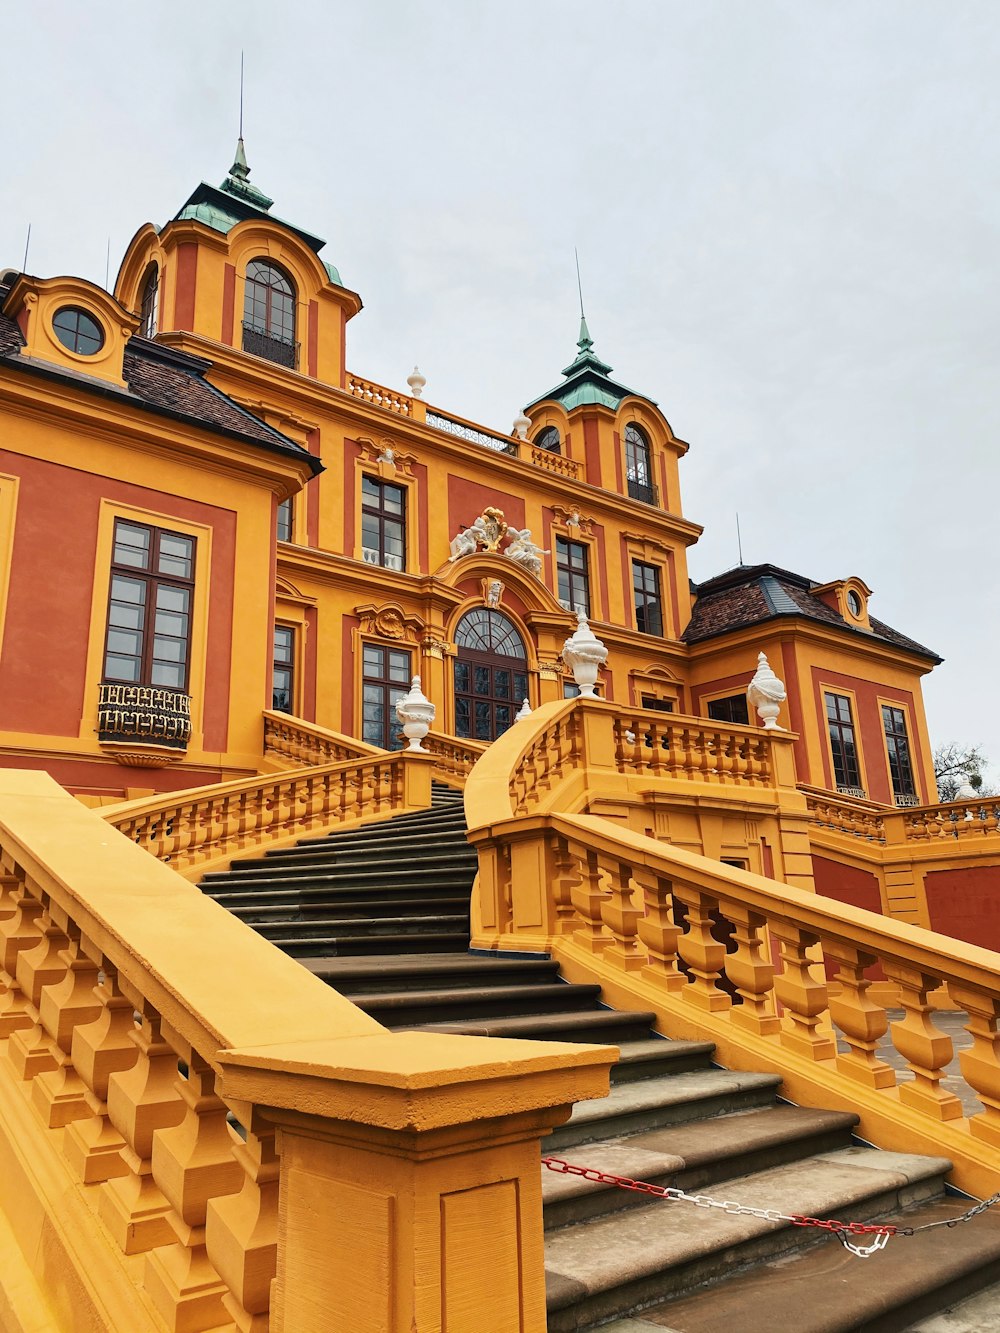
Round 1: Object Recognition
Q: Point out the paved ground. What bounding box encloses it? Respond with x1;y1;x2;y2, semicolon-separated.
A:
837;1009;980;1118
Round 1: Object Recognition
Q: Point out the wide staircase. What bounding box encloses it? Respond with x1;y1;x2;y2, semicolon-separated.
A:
200;784;1000;1332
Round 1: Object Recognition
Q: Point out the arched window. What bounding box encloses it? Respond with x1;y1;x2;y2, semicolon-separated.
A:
453;610;528;741
535;426;560;454
242;259;297;368
138;264;159;339
624;423;657;505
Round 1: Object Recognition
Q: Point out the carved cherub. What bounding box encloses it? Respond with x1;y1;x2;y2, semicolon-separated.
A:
504;527;549;578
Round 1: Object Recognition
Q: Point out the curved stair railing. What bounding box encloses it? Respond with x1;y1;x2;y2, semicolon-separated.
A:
0;770;613;1332
465;697;1000;1200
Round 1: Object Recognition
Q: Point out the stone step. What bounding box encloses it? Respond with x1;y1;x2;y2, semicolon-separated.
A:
232;846;477;870
607;1038;716;1085
548;1068;784;1151
277;930;472;957
301;952;564;992
299;812;469;844
208;883;472;910
345;981;605;1026
541;1105;860;1228
203;863;474;889
229;896;470;924
256;912;469;941
605;1193;1000;1333
408;1007;659;1046
543;1147;952;1331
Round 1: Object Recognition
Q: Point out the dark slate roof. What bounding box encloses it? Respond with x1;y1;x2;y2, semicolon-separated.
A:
684;563;941;662
0;283;321;474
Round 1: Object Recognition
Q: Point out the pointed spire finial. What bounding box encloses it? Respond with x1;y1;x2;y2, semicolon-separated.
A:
229;52;250;181
574;247;593;353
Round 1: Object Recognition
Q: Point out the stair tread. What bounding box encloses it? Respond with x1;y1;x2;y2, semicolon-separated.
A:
565;1067;782;1128
408;1009;656;1037
544;1146;952;1311
541;1106;860;1205
296;952;560;978
613;1038;716;1067
343;982;603;1007
618;1196;1000;1333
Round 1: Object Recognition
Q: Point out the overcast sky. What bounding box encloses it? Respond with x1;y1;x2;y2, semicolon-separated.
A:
5;1;999;785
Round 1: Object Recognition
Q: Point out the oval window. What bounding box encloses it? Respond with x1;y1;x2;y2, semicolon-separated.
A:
847;590;862;617
52;307;104;356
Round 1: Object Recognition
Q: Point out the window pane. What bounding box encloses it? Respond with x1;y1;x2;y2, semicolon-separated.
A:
455;697;471;738
150;661;185;688
383;485;403;515
363;645;384;676
474;701;492;740
109;600;144;630
361;475;380;502
111;576;145;604
154;609;189;638
454;661;470;693
153;636;186;663
388;652;410;682
474;666;491;696
157;535;194;578
274;627;294;663
495;669;511;699
107;628;143;656
105;654;141;681
496;705;511;732
363;685;384;705
155;585;190;614
514;673;528;699
113;526;151;569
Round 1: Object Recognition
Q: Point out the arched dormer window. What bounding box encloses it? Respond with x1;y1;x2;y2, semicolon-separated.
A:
624;423;657;506
242;259;298;368
138;264;159;339
534;425;561;454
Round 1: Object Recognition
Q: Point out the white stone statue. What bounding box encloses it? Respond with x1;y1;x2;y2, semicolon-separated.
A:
747;651;786;730
394;675;436;750
448;516;487;562
562;611;608;698
504;527;548;578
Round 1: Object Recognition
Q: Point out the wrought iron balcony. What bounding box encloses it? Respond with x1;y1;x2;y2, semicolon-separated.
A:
97;683;192;768
837;784;868;800
627;477;659;506
894;793;920;807
241;322;299;369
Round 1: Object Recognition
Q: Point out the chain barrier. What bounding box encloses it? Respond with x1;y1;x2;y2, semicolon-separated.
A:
541;1157;1000;1260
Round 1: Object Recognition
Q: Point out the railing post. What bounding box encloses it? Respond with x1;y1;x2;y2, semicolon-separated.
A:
218;1032;615;1333
400;750;434;812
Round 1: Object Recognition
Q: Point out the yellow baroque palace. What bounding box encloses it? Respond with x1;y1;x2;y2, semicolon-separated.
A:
2;143;1000;1333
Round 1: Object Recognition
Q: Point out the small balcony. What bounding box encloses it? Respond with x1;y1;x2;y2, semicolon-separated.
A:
241;322;299;370
894;793;920;807
627;477;659;506
97;683;192;768
837;784;868;801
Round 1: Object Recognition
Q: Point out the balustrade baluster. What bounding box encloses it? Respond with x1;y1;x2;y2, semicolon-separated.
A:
30;918;104;1125
884;963;963;1120
0;872;19;921
597;854;645;972
826;942;896;1088
570;849;615;954
674;884;731;1012
635;868;686;993
63;963;140;1182
547;834;580;935
100;997;186;1253
0;882;44;1037
7;900;71;1081
206;1108;278;1332
145;1042;244;1332
771;921;836;1060
948;984;1000;1146
719;900;780;1036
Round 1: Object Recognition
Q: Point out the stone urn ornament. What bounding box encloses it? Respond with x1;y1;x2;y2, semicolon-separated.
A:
747;652;786;730
395;675;435;751
562;611;608;698
515;698;532;721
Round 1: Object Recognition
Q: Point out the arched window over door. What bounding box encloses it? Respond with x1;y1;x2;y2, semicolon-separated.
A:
242;259;298;368
453;609;528;741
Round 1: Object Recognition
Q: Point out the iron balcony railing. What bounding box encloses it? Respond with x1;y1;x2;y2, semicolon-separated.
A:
627;476;659;506
241;322;299;370
97;683;192;751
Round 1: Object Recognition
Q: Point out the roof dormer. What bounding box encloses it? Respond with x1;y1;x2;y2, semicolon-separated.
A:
813;576;874;630
3;274;138;389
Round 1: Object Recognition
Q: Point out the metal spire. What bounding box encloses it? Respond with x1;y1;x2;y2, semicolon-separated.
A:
229;52;250;181
574;247;593;353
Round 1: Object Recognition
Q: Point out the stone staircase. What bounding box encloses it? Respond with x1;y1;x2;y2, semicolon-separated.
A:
200;786;1000;1332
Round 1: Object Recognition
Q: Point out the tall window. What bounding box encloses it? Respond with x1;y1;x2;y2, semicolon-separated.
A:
277;499;293;543
362;645;411;749
882;705;917;804
453;610;528;741
556;537;590;614
624;423;657;505
103;519;195;691
272;626;295;712
535;426;560;453
825;692;863;794
361;476;405;571
707;694;750;725
632;561;663;635
138;265;159;339
242;259;297;368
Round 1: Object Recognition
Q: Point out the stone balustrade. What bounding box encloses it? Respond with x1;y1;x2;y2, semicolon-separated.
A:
344;372;414;416
262;708;382;767
529;447;581;479
802;787;888;843
423;729;488;787
102;749;433;873
612;710;775;787
0;770;614;1332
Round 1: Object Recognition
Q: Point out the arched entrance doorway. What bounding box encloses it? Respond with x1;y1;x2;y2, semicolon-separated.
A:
453;609;529;741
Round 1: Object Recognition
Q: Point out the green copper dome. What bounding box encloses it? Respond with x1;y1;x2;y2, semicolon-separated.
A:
526;316;655;412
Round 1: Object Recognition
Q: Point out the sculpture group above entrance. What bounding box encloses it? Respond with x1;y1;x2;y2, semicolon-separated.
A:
448;506;548;579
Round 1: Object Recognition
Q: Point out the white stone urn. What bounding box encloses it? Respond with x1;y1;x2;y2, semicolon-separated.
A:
562;611;608;698
747;652;786;730
395;675;435;751
515;698;532;721
406;366;426;398
513;409;531;441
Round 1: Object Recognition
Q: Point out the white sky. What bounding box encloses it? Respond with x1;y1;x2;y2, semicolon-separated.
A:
4;1;999;784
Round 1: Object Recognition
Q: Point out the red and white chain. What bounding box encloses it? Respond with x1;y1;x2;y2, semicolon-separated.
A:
541;1156;1000;1260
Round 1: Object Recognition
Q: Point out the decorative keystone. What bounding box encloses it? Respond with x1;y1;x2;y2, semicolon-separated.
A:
562;611;608;698
747;652;786;730
406;366;426;398
395;675;436;751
